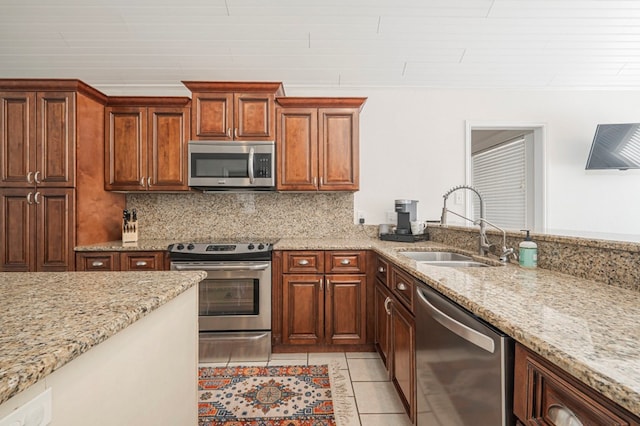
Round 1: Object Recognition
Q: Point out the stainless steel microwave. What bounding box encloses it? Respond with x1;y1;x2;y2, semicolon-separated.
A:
188;141;275;190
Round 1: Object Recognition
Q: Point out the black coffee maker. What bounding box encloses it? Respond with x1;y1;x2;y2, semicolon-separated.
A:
394;199;417;234
379;199;428;242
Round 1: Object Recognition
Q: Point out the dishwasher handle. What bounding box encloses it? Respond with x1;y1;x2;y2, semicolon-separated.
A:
416;286;495;354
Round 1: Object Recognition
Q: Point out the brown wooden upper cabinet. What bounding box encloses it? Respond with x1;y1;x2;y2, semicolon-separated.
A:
1;90;75;188
105;97;191;191
182;81;284;141
275;97;366;191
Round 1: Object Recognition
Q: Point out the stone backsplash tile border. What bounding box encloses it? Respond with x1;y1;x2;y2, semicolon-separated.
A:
429;225;640;291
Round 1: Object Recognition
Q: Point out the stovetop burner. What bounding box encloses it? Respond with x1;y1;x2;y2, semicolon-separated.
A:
168;241;274;261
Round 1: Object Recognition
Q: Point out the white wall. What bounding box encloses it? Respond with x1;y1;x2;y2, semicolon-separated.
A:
285;86;640;240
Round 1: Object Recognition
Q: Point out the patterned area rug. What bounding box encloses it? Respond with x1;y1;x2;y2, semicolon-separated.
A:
198;364;350;426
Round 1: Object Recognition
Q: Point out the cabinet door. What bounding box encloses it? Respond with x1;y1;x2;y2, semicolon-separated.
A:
391;298;416;422
36;188;75;271
120;251;165;271
282;274;324;345
374;280;392;368
36;92;75;188
0;188;35;271
276;107;318;191
318;108;359;191
0;92;36;187
75;252;119;271
235;92;275;140
148;107;190;190
325;274;367;345
105;107;147;190
191;93;233;140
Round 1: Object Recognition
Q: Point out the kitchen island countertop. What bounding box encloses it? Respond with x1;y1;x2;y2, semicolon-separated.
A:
0;270;206;405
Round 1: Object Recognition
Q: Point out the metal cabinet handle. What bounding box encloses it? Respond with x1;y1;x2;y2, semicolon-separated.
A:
226;127;231;138
26;192;34;204
319;278;324;291
135;261;148;266
313;177;317;187
140;177;145;187
26;171;33;184
384;297;392;315
378;266;385;273
234;128;239;138
92;261;104;267
340;259;350;265
147;176;152;187
298;259;309;265
34;171;41;184
320;177;323;186
397;282;407;291
547;404;583;426
34;192;41;204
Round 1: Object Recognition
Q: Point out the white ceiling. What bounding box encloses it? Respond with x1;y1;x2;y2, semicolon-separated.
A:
2;0;640;91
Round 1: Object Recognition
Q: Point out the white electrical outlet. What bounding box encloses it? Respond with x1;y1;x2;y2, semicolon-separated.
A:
385;211;396;223
455;192;464;204
357;211;365;224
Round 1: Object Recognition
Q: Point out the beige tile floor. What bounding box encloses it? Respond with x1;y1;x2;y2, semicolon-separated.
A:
202;351;413;426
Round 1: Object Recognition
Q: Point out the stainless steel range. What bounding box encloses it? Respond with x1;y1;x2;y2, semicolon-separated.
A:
168;241;273;362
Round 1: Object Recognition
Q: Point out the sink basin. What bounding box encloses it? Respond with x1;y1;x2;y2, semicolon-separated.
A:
399;251;473;262
420;261;489;267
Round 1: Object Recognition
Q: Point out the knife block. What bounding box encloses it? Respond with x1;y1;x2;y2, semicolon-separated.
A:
122;219;138;243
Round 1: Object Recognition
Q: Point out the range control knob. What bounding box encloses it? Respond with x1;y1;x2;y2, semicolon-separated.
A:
176;244;184;250
258;243;265;250
187;243;195;250
247;243;255;250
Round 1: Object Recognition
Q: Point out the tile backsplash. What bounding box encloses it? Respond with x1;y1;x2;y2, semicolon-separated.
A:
126;191;361;241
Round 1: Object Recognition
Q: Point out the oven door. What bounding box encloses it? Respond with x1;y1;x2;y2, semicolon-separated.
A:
170;261;271;332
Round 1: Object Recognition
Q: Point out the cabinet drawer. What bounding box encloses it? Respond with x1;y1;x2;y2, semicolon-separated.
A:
514;344;639;425
283;251;324;273
120;252;165;271
390;266;415;312
325;251;366;274
75;253;119;271
375;255;390;287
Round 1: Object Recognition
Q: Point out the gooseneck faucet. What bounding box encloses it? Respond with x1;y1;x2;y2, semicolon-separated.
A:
441;185;490;256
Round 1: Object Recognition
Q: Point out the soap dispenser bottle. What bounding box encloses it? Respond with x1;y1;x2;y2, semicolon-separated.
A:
519;230;538;268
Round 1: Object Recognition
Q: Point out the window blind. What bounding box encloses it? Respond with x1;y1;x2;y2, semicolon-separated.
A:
472;138;526;230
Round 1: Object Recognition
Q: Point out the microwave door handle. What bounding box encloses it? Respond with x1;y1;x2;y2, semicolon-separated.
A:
248;147;255;184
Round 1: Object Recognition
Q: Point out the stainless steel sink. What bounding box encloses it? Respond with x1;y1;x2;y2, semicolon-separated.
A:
420;261;489;267
399;251;473;262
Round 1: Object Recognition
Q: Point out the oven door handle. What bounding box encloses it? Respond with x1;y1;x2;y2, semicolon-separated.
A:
172;263;270;271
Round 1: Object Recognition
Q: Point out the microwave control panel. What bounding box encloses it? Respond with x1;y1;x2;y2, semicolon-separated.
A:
254;154;272;178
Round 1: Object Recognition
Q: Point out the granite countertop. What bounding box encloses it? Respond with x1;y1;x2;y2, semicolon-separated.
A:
75;237;640;416
275;238;640;416
0;270;206;406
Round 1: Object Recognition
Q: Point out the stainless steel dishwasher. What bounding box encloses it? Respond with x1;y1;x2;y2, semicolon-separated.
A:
415;281;515;426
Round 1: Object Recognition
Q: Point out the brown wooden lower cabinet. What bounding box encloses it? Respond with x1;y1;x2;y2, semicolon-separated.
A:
374;278;392;368
514;343;640;425
274;249;370;352
75;251;167;271
390;292;416;423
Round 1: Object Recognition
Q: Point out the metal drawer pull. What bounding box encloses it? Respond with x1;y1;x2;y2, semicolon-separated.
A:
548;405;583;426
34;192;41;204
227;128;231;137
136;261;148;266
298;259;309;265
397;282;408;291
384;297;392;315
26;171;33;184
26;192;34;204
378;266;385;273
319;278;324;291
147;176;152;187
34;171;41;184
92;261;104;267
140;177;145;187
234;128;239;138
340;259;350;265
